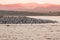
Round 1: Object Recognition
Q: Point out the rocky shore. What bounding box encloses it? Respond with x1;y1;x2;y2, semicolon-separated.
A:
0;16;57;24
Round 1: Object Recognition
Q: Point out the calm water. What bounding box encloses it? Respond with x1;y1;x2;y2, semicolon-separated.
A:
0;16;60;40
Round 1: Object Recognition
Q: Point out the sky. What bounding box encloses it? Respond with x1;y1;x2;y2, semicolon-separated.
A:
0;0;60;4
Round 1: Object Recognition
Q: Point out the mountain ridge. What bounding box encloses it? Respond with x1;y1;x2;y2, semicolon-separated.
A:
0;3;60;13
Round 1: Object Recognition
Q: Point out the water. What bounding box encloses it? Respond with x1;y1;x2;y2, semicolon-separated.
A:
0;16;60;40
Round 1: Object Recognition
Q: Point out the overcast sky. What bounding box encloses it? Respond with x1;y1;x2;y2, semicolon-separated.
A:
0;0;60;4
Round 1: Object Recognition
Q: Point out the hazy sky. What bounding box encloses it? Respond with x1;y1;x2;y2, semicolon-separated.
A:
0;0;60;4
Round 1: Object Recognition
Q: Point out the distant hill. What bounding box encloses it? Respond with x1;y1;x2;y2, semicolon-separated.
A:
0;3;60;13
0;10;60;16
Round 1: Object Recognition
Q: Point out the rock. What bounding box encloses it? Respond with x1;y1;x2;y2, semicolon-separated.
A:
0;16;57;24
